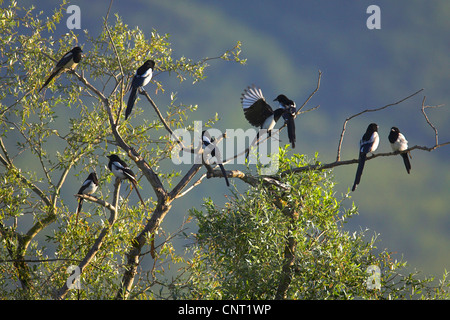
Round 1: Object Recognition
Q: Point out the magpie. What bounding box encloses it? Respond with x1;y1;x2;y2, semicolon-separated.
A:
241;85;296;155
275;94;297;148
388;126;411;174
202;130;230;187
39;46;83;92
125;60;155;120
75;172;99;227
352;123;379;192
107;154;146;207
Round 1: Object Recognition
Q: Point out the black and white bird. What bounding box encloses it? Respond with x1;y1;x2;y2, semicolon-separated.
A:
241;85;296;154
75;172;99;227
388;126;411;174
125;60;155;120
202;130;230;187
107;154;146;207
352;123;379;192
275;94;297;148
39;46;83;92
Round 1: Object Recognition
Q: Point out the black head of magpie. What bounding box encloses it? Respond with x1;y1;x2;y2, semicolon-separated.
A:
40;46;83;92
274;94;297;148
388;126;411;174
107;154;146;207
352;123;379;192
202;130;230;187
75;171;98;226
125;59;156;120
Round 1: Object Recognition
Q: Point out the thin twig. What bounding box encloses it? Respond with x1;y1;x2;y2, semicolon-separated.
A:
336;88;424;161
104;22;125;125
140;89;188;149
279;143;450;177
296;70;322;115
421;96;444;146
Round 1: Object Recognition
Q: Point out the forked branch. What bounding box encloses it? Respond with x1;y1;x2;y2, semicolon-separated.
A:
336;88;424;161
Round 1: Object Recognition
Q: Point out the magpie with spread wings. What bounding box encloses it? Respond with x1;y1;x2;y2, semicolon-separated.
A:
241;85;296;155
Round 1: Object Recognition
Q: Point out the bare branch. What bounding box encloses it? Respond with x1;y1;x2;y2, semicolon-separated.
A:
140;89;187;149
206;168;291;190
169;164;203;199
74;194;116;213
173;173;207;199
336;88;424;161
104;20;125;126
421;96;444;146
296;70;322;115
280;143;449;177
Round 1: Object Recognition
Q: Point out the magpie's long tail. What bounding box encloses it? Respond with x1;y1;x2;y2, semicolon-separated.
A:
39;69;62;92
219;164;230;187
245;131;261;159
131;179;146;208
401;152;411;174
75;198;83;227
286;115;296;148
352;153;366;192
125;87;138;120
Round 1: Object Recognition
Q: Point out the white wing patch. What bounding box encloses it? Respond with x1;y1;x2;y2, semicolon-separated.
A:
369;132;379;152
392;133;408;151
242;86;265;109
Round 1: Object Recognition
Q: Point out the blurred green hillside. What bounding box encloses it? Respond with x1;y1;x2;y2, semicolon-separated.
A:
17;0;450;280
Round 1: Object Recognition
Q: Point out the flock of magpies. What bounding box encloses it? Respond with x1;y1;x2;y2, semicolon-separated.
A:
39;46;412;224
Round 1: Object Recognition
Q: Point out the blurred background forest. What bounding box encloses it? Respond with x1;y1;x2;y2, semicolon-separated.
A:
15;0;449;280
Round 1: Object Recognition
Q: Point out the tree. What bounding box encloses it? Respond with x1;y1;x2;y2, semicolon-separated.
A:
0;1;244;299
186;149;450;299
0;1;448;300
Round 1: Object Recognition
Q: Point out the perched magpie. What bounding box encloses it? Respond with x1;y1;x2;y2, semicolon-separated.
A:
107;154;146;207
241;85;296;155
275;94;297;148
75;172;99;227
388;127;411;174
125;60;155;120
39;46;83;92
202;130;230;187
352;123;379;192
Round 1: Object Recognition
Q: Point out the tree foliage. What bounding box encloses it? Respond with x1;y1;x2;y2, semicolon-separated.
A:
0;1;244;299
0;1;448;300
186;149;450;299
